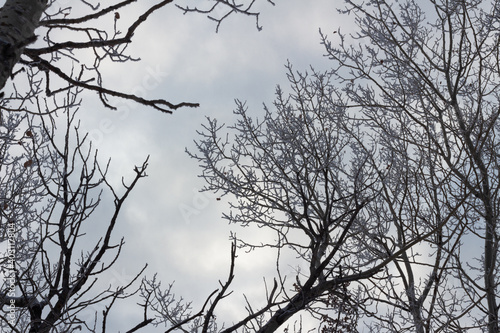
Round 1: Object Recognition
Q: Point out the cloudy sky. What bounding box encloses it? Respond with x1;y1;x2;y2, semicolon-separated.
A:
11;0;354;330
77;1;346;330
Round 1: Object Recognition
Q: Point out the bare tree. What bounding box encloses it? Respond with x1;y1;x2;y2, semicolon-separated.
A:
0;0;274;112
0;0;275;332
146;0;500;332
316;0;500;331
0;87;152;332
7;0;499;332
159;63;442;333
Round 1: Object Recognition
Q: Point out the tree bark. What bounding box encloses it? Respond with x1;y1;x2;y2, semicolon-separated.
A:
0;0;48;90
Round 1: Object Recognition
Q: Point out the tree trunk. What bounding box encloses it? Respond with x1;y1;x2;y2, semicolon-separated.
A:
0;0;47;90
256;286;319;333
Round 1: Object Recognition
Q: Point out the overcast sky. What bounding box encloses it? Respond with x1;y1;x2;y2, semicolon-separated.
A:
78;1;347;330
11;1;353;330
1;1;492;331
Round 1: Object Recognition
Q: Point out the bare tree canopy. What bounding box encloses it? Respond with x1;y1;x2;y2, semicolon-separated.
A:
178;0;500;332
0;0;274;112
0;0;274;332
4;0;500;332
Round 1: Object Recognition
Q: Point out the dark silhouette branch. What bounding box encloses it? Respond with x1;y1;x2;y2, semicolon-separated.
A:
25;55;199;113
